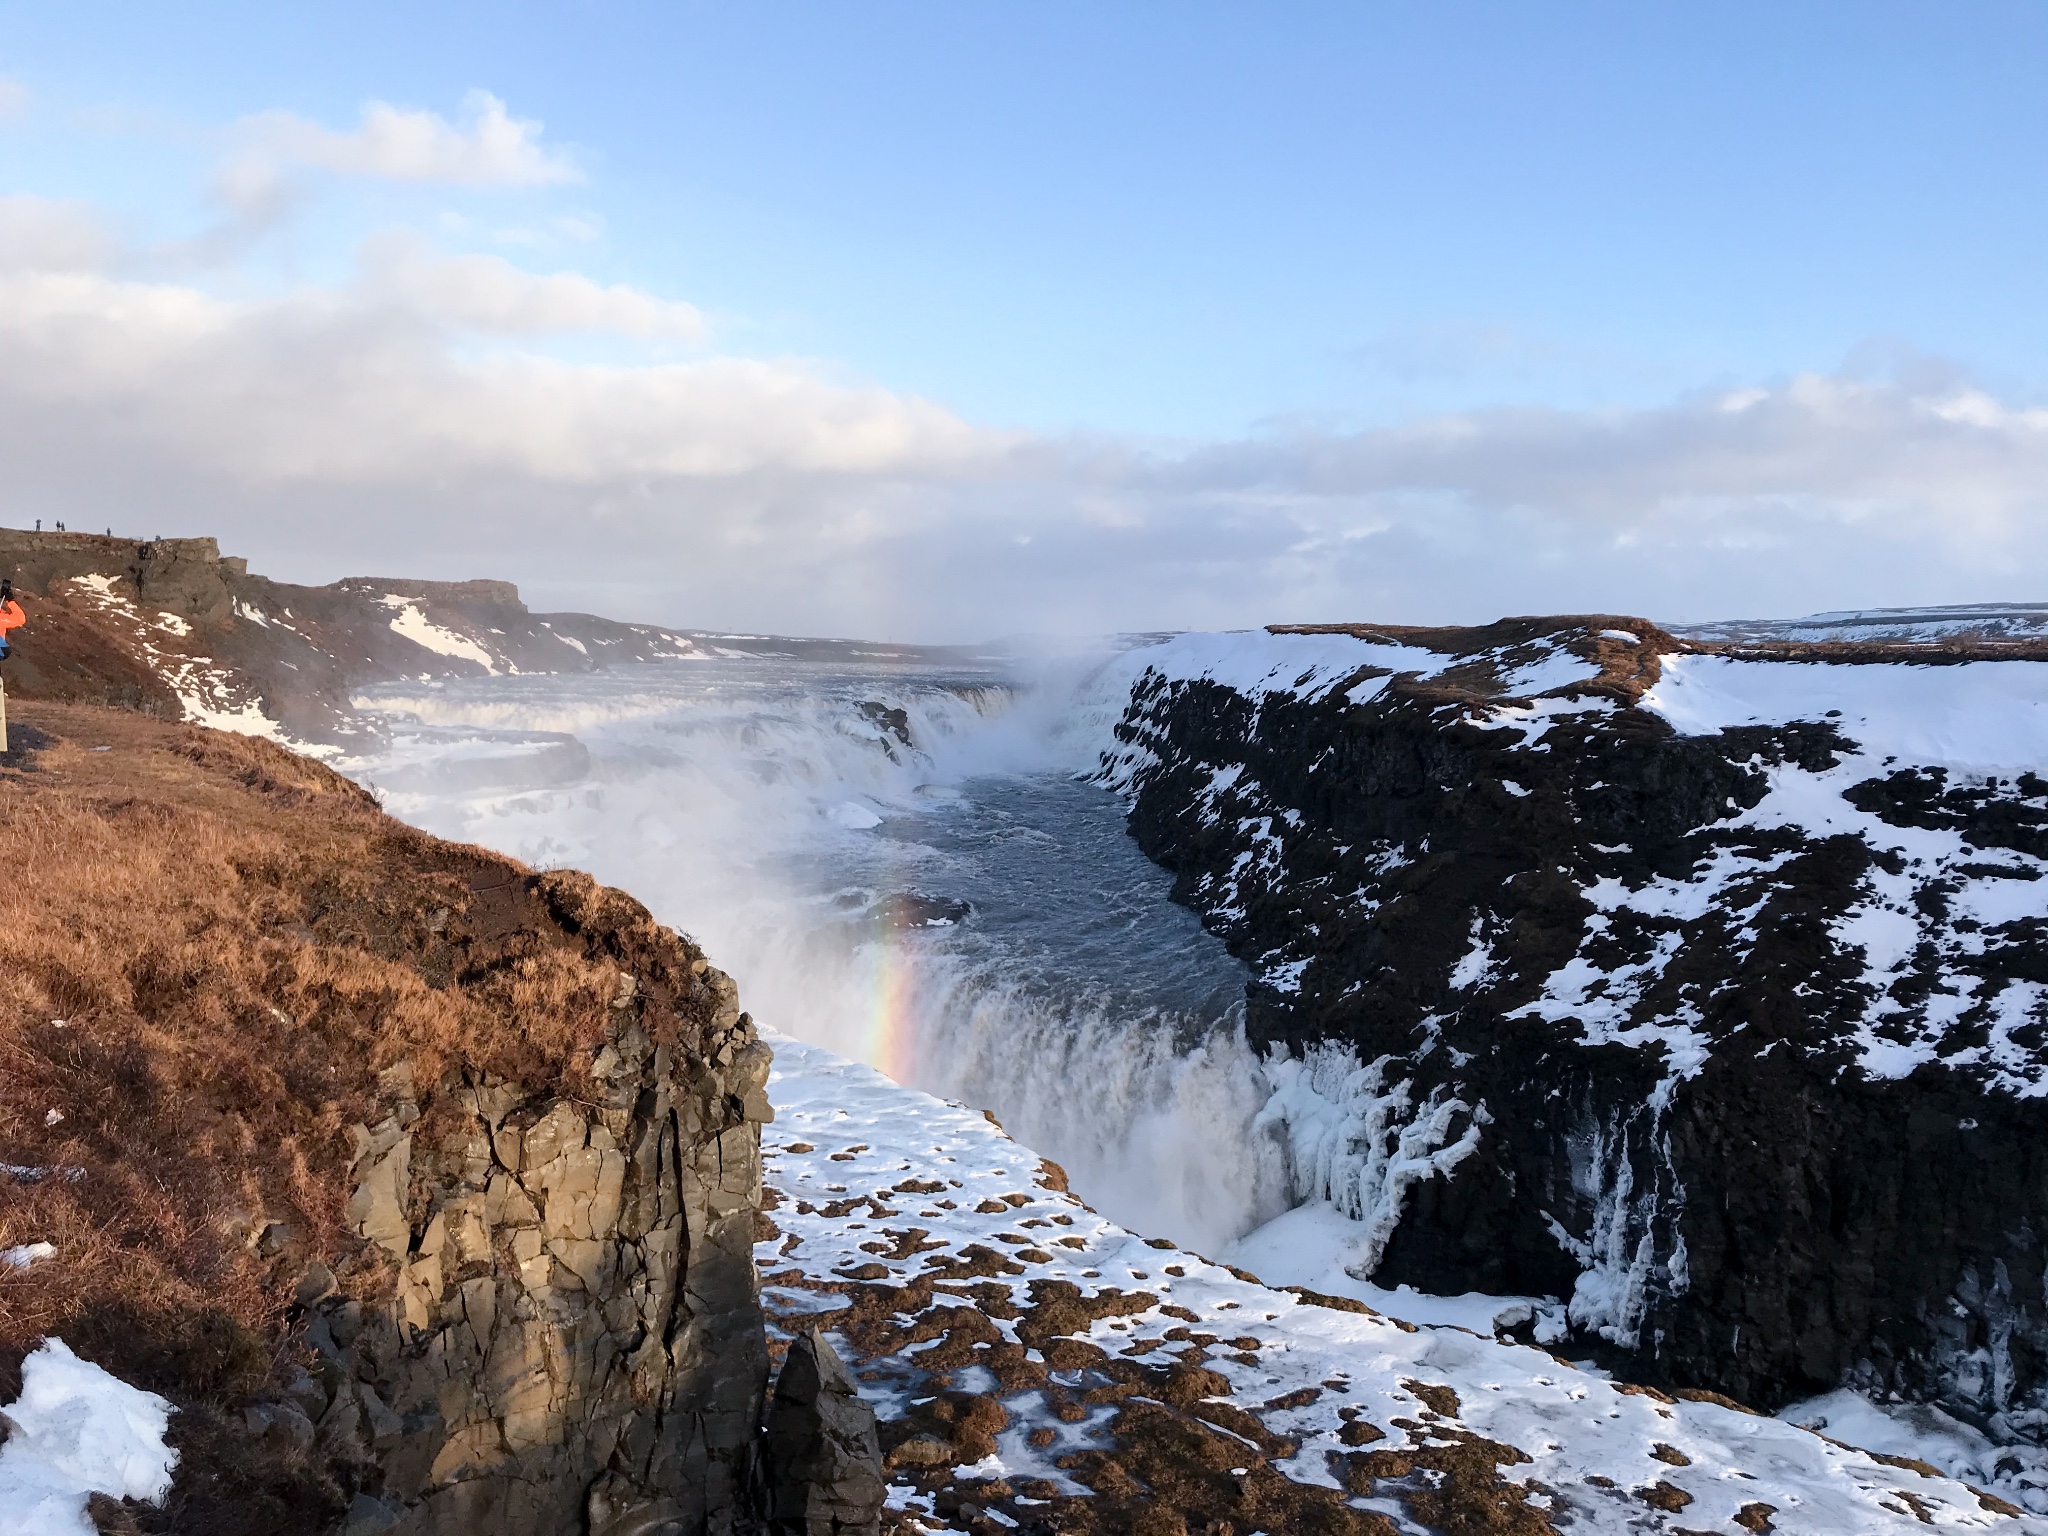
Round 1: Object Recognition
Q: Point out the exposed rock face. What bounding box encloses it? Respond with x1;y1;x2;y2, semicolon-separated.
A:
0;529;701;742
302;999;773;1536
763;1330;884;1536
1098;621;2048;1435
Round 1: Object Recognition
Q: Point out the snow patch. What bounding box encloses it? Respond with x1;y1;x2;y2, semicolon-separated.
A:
1781;1388;2048;1514
382;596;499;672
1222;1202;1564;1340
0;1339;177;1536
1645;653;2048;775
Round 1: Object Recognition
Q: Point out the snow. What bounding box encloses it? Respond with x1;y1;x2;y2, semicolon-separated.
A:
1106;627;1607;713
381;596;499;672
0;1339;177;1536
1;1242;55;1269
1675;604;2048;646
1782;1389;2048;1513
1221;1202;1564;1340
762;1033;2034;1531
1644;654;2048;775
1496;646;1605;696
60;573;297;747
1253;1046;1487;1277
1109;630;1412;704
1632;654;2048;1092
1447;915;1496;990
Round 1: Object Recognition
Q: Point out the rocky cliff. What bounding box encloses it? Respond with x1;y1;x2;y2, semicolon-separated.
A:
0;701;780;1533
0;529;701;745
1096;620;2048;1442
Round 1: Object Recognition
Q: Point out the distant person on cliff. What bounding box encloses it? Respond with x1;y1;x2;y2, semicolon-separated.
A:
0;581;24;660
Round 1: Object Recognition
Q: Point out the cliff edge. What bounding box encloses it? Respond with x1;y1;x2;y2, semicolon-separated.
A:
1098;619;2048;1443
0;700;771;1534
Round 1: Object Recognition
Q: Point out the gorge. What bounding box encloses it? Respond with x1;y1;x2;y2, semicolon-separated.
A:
2;531;2046;1532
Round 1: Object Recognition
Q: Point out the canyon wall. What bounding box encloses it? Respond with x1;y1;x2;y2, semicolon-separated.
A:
1100;621;2048;1437
309;907;773;1535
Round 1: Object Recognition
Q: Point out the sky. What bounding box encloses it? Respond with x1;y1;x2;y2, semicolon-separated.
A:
0;2;2043;639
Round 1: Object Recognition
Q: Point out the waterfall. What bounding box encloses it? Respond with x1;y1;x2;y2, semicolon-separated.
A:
338;649;1292;1256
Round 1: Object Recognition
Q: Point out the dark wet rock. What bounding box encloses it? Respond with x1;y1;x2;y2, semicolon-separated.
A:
857;701;915;755
875;892;972;930
765;1328;886;1536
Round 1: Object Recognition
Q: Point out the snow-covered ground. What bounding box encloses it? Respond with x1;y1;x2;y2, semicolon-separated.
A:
60;573;296;745
1674;604;2048;646
760;1033;2040;1531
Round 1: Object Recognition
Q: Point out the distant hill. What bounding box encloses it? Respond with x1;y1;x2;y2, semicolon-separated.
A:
1672;601;2048;646
0;529;701;746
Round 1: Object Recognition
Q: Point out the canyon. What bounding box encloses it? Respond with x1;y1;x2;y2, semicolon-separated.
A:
3;530;2045;1532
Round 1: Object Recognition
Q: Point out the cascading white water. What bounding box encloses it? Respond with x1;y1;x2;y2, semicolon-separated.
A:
340;648;1291;1256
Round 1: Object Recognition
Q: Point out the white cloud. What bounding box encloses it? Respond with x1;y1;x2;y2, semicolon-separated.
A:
363;236;704;341
0;196;111;272
220;90;577;208
0;240;2043;639
0;266;989;482
0;78;28;121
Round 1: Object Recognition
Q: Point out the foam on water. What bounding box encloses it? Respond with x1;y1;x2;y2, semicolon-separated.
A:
342;649;1289;1255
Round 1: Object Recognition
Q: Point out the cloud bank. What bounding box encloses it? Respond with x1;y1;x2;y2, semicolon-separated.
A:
0;122;2043;638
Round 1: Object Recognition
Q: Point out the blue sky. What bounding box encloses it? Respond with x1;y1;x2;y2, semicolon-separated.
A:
0;3;2043;636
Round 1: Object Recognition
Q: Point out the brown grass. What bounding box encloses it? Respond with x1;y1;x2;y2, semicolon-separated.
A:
0;699;720;1417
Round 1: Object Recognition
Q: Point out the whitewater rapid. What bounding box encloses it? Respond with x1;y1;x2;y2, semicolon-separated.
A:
341;649;1291;1255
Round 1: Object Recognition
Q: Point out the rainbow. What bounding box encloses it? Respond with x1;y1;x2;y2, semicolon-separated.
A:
852;924;921;1084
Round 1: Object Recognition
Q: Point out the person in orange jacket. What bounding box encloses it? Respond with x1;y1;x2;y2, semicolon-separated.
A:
0;580;24;661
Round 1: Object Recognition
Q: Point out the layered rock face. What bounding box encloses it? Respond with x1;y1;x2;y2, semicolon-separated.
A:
312;992;773;1534
1098;621;2048;1435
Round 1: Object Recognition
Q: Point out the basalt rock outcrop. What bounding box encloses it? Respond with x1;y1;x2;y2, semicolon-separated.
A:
762;1330;884;1536
298;985;773;1534
1098;619;2048;1440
